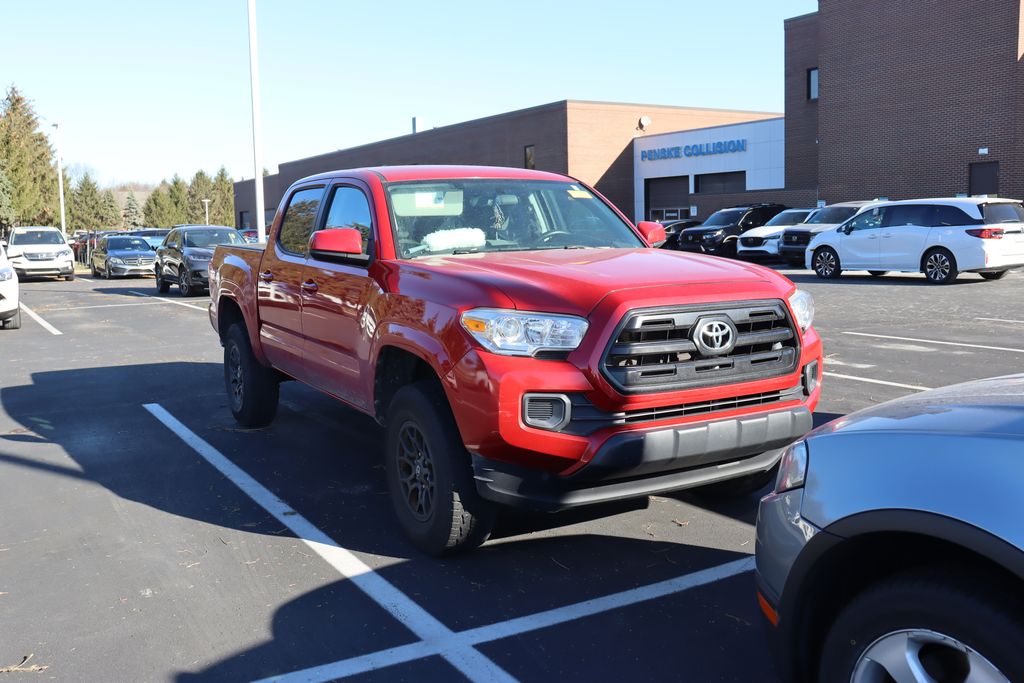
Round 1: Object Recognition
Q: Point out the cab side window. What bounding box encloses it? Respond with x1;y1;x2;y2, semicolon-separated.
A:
320;185;374;257
278;187;326;256
847;208;884;230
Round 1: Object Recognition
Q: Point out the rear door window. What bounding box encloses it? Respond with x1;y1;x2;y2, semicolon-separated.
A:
884;205;932;227
278;187;326;256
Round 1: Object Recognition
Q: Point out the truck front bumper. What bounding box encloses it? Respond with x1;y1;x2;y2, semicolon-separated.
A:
472;406;811;511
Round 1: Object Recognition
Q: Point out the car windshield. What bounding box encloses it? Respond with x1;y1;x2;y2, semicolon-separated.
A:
983;202;1024;224
107;237;151;251
10;229;64;245
805;206;859;224
385;179;643;258
764;210;813;227
701;209;746;227
183;229;243;248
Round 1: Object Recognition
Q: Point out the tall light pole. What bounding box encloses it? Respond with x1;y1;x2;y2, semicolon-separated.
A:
202;198;211;225
247;0;266;243
51;123;67;236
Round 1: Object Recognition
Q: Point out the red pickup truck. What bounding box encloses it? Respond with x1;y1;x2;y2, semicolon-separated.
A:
209;166;822;555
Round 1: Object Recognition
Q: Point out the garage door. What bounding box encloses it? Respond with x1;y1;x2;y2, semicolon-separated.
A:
645;176;690;220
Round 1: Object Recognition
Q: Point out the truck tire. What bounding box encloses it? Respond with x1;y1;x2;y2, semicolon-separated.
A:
224;323;279;428
385;380;495;555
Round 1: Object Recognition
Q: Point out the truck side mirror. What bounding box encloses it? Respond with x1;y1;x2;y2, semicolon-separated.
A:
636;221;667;247
309;227;369;264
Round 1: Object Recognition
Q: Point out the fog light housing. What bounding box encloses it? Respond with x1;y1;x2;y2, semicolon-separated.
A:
522;394;571;431
803;360;819;396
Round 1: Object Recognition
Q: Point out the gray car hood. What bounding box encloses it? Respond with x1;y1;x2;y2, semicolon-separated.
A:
812;374;1024;437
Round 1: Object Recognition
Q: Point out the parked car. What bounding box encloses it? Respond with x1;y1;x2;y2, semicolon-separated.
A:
155;225;245;296
779;201;876;266
209;165;823;555
659;219;703;251
808;198;1024;283
756;373;1024;682
0;245;20;329
240;228;259;243
90;235;157;278
737;208;817;260
675;204;788;257
2;226;75;280
128;228;171;250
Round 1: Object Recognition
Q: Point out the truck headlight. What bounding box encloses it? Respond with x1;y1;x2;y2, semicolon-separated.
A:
461;308;588;357
788;289;814;331
703;229;724;240
774;441;807;494
0;267;14;281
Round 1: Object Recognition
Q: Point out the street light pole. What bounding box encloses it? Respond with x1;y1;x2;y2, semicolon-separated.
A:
51;123;67;236
247;0;266;243
202;198;211;225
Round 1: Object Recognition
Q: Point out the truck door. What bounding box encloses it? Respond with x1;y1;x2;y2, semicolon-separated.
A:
299;181;380;410
257;184;326;379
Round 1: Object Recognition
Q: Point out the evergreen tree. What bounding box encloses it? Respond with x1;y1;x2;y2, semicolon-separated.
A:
0;162;16;236
0;86;58;225
168;174;188;224
143;183;175;227
69;172;104;232
186;170;214;224
211;166;235;227
123;190;144;228
100;189;120;228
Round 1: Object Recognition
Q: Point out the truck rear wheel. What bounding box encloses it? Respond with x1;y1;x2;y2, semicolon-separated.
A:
385;380;495;555
224;323;279;428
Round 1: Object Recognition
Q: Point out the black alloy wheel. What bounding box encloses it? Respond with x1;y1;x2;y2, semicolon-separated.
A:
178;266;192;296
813;247;842;279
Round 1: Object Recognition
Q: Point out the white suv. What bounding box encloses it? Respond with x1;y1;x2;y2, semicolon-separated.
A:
0;245;20;329
4;226;76;281
807;198;1024;284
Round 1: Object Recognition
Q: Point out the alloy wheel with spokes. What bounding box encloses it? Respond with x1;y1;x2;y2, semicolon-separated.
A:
227;344;244;413
924;250;956;284
852;628;1009;683
179;267;191;296
396;422;436;522
814;247;841;279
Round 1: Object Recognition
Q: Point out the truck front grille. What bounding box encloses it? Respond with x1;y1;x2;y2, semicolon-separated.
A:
602;301;800;394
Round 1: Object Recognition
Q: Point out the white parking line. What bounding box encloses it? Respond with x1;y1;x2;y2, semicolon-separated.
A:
18;304;62;335
843;331;1024;354
825;358;875;369
142;403;516;683
128;290;208;312
41;301;165;312
823;371;930;391
976;317;1024;325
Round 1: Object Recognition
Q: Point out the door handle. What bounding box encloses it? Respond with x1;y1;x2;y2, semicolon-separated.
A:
881;233;893;239
259;270;274;282
301;279;318;293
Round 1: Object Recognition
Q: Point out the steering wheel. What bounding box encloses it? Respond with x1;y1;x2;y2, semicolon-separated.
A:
539;230;573;244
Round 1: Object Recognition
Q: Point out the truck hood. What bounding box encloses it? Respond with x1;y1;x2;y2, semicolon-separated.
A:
406;247;786;316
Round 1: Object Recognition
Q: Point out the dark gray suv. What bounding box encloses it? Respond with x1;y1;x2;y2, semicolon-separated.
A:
756;374;1024;682
155;225;244;296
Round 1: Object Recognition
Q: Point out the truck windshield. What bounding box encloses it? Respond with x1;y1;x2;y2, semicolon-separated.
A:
385;179;643;258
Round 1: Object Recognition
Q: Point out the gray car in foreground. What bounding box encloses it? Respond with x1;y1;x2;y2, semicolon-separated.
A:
756;374;1024;683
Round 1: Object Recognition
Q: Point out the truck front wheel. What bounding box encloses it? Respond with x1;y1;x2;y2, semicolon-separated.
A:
224;323;279;428
385;381;495;555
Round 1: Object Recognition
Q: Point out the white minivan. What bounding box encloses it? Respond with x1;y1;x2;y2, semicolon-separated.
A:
807;198;1024;284
0;244;21;329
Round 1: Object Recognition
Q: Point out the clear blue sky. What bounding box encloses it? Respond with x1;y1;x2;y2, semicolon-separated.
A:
1;0;818;186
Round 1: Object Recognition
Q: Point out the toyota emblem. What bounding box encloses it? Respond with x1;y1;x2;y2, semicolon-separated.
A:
693;318;736;356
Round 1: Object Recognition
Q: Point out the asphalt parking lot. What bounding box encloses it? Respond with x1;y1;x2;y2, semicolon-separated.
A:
1;266;1022;681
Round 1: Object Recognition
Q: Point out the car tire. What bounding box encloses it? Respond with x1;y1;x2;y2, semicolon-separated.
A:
178;267;192;297
65;273;75;281
224;322;279;428
922;248;958;284
2;307;21;330
693;465;777;499
90;261;98;277
980;270;1008;280
104;263;112;280
813;247;842;279
818;567;1024;683
385;380;495;556
868;270;888;277
156;267;170;293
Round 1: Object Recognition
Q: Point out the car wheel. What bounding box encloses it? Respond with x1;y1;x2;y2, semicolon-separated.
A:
868;270;888;277
156;267;170;293
178;267;192;297
694;465;777;498
980;270;1008;281
923;248;958;284
224;323;279;428
385;380;495;556
813;247;842;279
2;307;21;330
90;261;98;277
104;263;112;280
818;568;1024;683
64;273;75;281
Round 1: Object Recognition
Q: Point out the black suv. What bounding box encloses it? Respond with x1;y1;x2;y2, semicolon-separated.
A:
675;204;788;257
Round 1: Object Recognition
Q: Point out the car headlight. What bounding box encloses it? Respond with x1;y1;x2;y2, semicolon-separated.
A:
764;234;782;241
109;257;125;265
703;229;724;240
0;267;14;281
460;308;588;357
788;289;814;331
186;255;210;264
774;440;807;494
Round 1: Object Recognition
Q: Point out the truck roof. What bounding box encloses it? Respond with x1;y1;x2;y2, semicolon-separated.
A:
298;165;573;184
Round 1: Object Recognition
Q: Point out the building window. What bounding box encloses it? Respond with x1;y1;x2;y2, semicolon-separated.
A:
238;210;250;229
969;161;999;196
694;171;746;194
524;145;535;169
807;68;819;101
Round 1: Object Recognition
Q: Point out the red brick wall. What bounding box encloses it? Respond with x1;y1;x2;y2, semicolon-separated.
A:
783;13;820;194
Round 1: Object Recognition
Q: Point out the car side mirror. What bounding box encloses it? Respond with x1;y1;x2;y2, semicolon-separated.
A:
309;228;369;264
636;221;667;247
